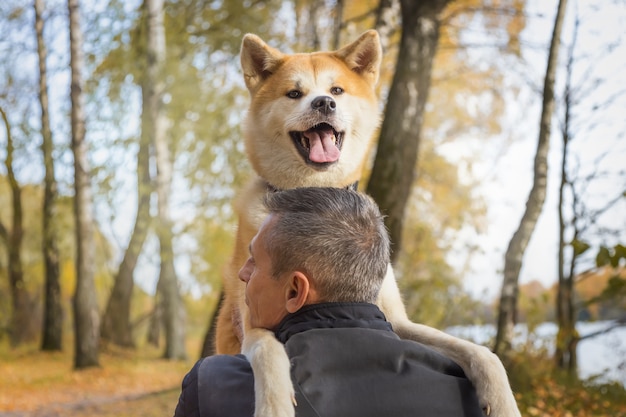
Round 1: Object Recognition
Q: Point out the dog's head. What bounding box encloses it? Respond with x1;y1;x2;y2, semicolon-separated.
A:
240;30;382;189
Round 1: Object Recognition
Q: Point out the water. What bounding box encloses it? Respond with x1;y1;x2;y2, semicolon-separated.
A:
446;321;626;386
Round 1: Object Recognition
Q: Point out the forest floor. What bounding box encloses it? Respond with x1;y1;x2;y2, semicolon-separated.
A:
0;342;192;417
2;339;626;417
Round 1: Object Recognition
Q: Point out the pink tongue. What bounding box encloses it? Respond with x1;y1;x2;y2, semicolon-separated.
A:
303;128;340;163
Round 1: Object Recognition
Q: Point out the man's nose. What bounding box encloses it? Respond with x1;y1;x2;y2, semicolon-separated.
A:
239;259;251;283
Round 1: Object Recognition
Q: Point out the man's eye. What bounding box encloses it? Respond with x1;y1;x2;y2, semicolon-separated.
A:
287;90;302;99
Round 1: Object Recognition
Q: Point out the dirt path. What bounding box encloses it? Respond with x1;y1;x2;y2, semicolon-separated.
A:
0;388;180;417
0;346;192;417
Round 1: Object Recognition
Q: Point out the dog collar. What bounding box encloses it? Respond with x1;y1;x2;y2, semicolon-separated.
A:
265;181;359;193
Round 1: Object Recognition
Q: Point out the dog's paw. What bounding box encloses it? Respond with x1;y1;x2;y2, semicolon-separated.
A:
243;328;296;417
254;392;296;417
252;364;295;417
252;362;296;417
467;346;521;417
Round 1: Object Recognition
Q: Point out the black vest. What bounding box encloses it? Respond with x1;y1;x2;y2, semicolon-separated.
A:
190;303;483;417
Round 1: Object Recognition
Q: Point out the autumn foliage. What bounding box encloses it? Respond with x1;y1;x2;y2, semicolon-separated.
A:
507;349;626;417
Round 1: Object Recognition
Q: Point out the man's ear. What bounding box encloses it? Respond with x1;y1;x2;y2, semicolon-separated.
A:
285;271;312;313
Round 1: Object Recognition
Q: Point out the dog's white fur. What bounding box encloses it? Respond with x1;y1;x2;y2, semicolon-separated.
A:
215;30;521;417
242;328;295;417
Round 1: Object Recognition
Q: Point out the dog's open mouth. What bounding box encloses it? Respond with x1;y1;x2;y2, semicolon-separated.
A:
290;123;344;167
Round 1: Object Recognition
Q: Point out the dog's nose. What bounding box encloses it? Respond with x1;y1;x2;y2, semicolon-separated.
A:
311;96;336;115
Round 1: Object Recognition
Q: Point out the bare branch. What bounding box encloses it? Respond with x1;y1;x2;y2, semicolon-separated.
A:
578;317;626;341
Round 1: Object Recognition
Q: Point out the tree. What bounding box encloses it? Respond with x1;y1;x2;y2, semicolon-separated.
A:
100;1;154;349
374;0;400;54
35;0;63;352
555;9;626;370
68;0;99;369
555;12;579;374
91;0;281;358
0;106;34;347
147;0;186;360
366;0;452;262
494;0;569;357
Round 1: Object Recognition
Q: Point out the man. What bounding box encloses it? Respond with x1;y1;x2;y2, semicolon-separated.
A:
174;187;484;417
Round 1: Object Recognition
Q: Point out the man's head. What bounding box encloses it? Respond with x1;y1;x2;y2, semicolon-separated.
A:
238;187;390;330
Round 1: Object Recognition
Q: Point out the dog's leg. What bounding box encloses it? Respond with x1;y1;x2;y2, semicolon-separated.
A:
377;267;521;417
214;295;245;354
242;328;296;417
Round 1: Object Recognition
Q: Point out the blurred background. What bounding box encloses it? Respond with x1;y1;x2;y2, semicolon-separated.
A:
0;0;625;416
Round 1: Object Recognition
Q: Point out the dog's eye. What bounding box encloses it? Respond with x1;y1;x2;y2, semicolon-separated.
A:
330;86;344;95
286;90;302;99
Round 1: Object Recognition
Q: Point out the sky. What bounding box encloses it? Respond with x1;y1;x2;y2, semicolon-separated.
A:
449;0;626;299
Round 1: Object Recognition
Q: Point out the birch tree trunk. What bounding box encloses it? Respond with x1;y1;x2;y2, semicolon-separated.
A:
0;107;33;347
145;0;187;360
100;1;154;349
366;0;450;263
494;0;569;357
68;0;100;369
35;0;63;352
100;124;151;348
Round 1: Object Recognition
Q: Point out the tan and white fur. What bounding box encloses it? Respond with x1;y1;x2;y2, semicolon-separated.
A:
213;30;520;417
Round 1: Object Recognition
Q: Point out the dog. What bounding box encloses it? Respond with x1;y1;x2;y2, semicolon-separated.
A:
213;30;521;417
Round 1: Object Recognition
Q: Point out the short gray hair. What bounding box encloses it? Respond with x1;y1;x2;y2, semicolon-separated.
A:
262;187;390;303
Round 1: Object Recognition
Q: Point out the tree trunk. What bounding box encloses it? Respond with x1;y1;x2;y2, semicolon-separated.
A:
0;107;34;347
306;1;322;50
555;122;570;369
555;20;579;373
555;123;578;371
145;0;187;360
374;0;400;54
494;0;568;357
158;228;186;359
100;139;151;348
35;0;63;352
331;0;343;50
147;300;162;347
68;0;99;369
366;0;450;263
100;1;154;348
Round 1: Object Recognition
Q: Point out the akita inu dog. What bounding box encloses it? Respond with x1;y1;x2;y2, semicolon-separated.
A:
213;30;520;417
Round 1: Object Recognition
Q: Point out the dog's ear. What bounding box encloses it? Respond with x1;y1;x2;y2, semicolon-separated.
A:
334;30;382;85
240;34;284;93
